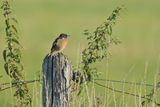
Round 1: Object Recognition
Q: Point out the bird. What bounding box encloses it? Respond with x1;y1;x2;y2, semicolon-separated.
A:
50;33;68;54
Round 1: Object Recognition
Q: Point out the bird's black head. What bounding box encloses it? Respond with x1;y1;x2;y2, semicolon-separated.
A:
59;33;68;39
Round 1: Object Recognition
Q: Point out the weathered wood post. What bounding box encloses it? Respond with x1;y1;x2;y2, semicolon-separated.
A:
42;53;72;107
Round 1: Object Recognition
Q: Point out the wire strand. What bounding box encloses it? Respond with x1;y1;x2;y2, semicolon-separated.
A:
94;78;155;87
92;81;160;106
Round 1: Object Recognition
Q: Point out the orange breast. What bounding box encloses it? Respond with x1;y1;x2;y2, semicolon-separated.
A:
57;38;68;51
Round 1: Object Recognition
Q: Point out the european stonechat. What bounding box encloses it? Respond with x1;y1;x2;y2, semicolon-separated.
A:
50;33;68;54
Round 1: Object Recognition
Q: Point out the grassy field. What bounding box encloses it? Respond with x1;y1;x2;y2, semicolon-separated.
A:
0;0;160;107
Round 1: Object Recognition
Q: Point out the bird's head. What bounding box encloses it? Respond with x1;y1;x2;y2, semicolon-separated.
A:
59;33;69;39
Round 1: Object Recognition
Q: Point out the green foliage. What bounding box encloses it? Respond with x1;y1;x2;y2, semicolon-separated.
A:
81;6;123;81
1;0;31;107
71;6;124;96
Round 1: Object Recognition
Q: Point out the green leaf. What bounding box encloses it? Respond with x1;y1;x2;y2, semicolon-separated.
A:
11;25;18;33
12;38;20;45
12;18;18;24
3;50;7;62
107;25;112;35
4;63;9;75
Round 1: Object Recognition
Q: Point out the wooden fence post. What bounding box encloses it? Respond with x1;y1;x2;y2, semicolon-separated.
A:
42;53;72;107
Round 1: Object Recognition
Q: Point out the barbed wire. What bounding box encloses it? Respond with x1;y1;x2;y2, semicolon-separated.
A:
1;78;160;106
92;81;160;106
94;78;156;87
0;79;41;92
0;78;157;92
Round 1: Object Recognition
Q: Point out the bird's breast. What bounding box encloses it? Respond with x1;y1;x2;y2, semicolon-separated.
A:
57;38;68;50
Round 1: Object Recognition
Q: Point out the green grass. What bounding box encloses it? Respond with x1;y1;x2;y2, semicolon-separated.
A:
0;0;160;107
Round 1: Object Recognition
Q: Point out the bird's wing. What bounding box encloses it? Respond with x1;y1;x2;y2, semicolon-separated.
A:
51;37;59;52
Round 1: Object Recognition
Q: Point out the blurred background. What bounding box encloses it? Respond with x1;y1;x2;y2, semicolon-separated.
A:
0;0;160;106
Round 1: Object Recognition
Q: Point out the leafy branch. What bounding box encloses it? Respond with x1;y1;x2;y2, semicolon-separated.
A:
1;0;31;107
80;6;123;81
71;6;124;96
